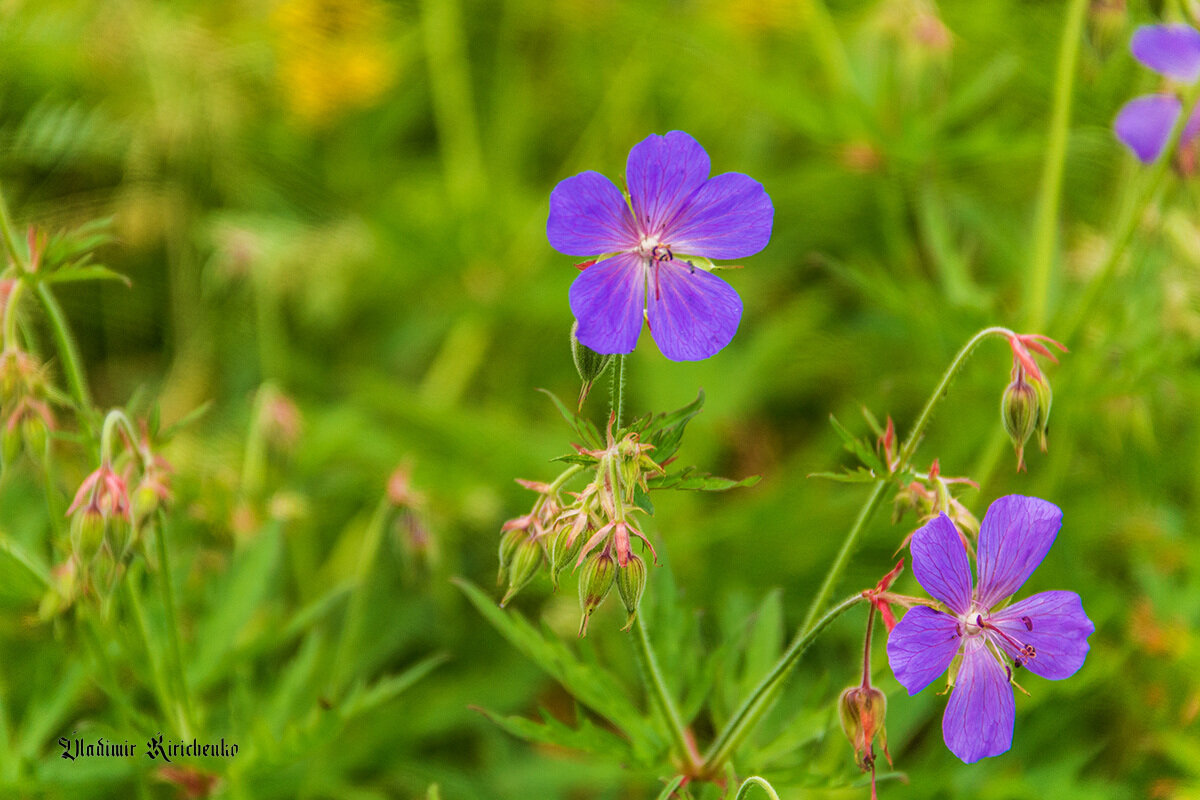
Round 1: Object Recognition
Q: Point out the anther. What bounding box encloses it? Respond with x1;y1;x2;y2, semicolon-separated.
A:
1021;616;1033;631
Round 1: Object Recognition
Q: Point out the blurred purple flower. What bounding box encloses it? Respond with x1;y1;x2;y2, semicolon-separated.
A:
1115;24;1200;163
547;131;773;361
886;496;1094;763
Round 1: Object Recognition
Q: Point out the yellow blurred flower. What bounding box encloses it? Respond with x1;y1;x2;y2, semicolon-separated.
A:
272;0;395;125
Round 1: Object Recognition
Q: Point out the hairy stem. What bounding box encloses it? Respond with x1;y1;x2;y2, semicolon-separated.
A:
701;593;865;771
154;510;193;737
632;615;700;772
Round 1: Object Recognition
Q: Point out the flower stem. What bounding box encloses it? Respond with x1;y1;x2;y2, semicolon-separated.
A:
609;354;626;427
632;615;700;772
1026;0;1087;330
154;510;193;736
861;604;877;687
36;283;94;424
330;495;391;694
701;593;865;771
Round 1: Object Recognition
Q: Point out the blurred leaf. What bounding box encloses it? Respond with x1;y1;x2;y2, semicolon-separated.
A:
734;777;781;800
828;415;884;474
472;704;635;763
648;467;760;492
654;775;685;799
338;653;448;721
538;389;602;448
41;265;131;287
807;469;878;484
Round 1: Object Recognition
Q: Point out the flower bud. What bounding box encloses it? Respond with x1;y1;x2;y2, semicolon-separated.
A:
577;551;616;637
497;527;525;585
571;322;613;407
1001;373;1038;471
616;553;646;631
1032;375;1053;453
21;413;47;460
838;685;889;771
500;538;543;607
70;507;107;564
549;528;582;588
1;422;20;467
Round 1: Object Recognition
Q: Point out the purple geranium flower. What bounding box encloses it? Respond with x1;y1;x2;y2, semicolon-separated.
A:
886;495;1094;763
1115;24;1200;163
547;131;773;361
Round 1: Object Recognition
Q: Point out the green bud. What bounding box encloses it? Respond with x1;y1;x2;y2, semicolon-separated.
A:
132;483;162;525
497;527;525;585
616;553;646;631
571;322;613;408
549;528;583;588
577;552;616;637
500;538;543;607
2;423;20;467
838;685;889;771
1001;376;1038;471
1032;376;1052;453
70;508;107;564
21;414;47;461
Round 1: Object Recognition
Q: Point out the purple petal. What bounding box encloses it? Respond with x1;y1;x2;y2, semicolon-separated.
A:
886;606;961;696
626;132;710;237
644;260;741;361
976;495;1062;609
547;171;635;257
988;591;1094;681
665;172;774;260
1115;95;1183;163
1131;24;1200;82
942;637;1015;764
909;513;973;615
568;253;646;355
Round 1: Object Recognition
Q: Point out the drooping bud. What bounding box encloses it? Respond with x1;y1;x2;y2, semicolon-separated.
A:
70;507;107;564
838;685;891;798
497;527;525;585
570;321;613;408
1001;369;1039;472
549;527;583;588
1032;374;1053;453
500;538;543;607
577;551;616;637
616;553;646;631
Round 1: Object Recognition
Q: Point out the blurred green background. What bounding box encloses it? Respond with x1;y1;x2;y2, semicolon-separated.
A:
1;0;1197;797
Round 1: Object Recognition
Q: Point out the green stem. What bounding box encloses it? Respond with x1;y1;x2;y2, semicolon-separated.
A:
632;615;699;772
701;593;865;771
0;183;27;274
1026;0;1087;330
799;326;1012;636
2;280;24;348
36;283;93;418
609;354;626;427
154;510;193;736
122;573;177;733
1058;83;1200;342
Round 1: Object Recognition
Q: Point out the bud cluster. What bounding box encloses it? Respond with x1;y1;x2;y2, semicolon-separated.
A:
0;347;55;467
497;414;660;635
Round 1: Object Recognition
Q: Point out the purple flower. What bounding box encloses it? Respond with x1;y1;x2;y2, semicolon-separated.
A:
886;495;1094;763
547;131;773;361
1115;24;1200;163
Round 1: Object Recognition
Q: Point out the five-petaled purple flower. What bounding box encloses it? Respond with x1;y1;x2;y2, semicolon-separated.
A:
886;495;1094;763
1115;24;1200;163
547;131;773;361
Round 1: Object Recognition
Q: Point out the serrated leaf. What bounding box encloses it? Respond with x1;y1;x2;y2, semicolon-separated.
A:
550;453;598;466
633;483;654;515
648;466;760;492
828;414;885;474
42;265;131;287
454;578;661;761
473;704;635;762
338;653;447;720
806;469;878;483
537;388;602;447
644;391;705;463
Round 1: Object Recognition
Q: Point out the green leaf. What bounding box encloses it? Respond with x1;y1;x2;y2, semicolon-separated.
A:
734;777;781;800
550;453;598;466
806;469;878;483
0;535;50;602
338;653;448;720
472;704;635;762
454;577;661;762
655;775;686;800
828;414;885;474
537;388;602;448
633;483;654;515
644;391;705;463
648;466;760;492
42;265;131;287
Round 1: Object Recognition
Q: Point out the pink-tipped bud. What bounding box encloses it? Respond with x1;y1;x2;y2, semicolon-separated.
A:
616;553;646;631
497;527;525;585
577;551;616;637
70;507;107;564
549;527;582;588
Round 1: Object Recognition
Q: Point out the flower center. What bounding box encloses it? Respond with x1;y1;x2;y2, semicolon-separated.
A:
961;610;1038;667
637;236;673;262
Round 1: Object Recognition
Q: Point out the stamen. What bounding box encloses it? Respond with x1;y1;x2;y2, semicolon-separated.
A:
1021;616;1033;631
